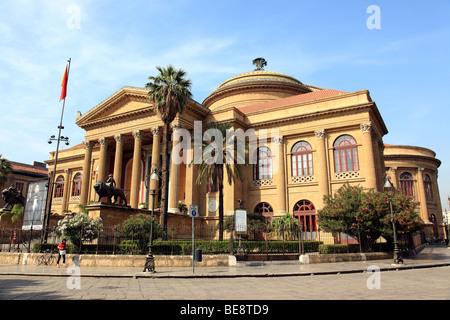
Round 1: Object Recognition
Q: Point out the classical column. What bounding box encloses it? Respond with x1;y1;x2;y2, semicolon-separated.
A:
150;127;162;191
274;136;286;213
185;144;199;208
360;122;377;190
97;137;109;183
61;169;70;213
169;124;182;212
314;130;329;198
80;141;94;205
113;134;125;189
431;171;444;235
416;167;429;222
130;130;144;208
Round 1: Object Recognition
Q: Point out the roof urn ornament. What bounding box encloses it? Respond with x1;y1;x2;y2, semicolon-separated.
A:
252;58;267;71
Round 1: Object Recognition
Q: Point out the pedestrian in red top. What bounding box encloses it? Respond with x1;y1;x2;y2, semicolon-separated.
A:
56;239;67;267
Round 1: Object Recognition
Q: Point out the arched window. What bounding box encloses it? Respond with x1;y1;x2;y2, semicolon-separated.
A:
253;147;272;180
291;141;313;177
254;202;273;214
333;135;359;172
54;175;65;198
72;173;82;197
293;200;316;240
253;202;274;237
400;172;414;197
424;174;433;202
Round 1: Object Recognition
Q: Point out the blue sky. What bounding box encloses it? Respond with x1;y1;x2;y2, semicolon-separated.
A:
1;0;449;210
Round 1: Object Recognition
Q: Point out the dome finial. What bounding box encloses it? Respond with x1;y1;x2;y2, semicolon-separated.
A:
252;58;267;71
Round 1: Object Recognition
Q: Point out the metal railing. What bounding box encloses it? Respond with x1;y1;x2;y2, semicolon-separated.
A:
0;226;423;256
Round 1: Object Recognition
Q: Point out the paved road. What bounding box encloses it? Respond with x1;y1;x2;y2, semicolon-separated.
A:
1;244;449;317
1;265;450;301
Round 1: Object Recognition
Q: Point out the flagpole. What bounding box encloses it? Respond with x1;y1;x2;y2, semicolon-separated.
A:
44;58;71;242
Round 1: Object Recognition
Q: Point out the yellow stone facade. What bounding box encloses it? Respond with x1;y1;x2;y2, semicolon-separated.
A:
45;67;444;239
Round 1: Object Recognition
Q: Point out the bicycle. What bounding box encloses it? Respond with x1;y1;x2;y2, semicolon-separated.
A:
34;250;56;266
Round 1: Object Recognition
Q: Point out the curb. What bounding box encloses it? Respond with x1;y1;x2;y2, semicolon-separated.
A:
1;262;450;279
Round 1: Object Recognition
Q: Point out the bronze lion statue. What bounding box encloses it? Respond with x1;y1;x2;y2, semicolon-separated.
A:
2;186;25;210
93;181;127;206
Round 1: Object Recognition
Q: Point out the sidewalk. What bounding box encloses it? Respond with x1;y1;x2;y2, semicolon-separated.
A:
1;245;449;279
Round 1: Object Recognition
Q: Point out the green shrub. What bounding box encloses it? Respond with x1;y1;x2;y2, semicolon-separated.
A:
118;240;140;254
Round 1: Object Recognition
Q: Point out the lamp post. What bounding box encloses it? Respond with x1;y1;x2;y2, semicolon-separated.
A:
43;131;70;242
383;175;403;264
143;168;162;272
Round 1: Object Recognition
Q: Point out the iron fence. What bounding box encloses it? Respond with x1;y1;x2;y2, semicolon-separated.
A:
0;225;423;256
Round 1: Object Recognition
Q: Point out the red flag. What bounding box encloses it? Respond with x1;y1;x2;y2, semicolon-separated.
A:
59;65;69;102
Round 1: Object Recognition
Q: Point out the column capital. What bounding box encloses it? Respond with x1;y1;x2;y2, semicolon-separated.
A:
114;134;125;143
151;127;162;136
314;129;326;139
171;123;183;132
360;122;373;134
83;141;94;150
273;136;284;145
132;130;144;140
389;167;397;173
98;137;109;146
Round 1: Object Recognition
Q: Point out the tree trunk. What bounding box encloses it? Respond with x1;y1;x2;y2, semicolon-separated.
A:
161;123;170;234
218;165;224;241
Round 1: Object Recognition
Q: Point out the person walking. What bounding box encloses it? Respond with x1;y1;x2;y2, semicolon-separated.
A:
56;239;67;267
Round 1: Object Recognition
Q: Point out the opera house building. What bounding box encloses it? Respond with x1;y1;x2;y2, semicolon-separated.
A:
45;60;445;240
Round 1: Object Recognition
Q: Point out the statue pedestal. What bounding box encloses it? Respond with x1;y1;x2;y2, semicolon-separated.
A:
85;202;154;227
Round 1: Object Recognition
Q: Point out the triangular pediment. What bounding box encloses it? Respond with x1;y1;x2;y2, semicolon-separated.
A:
76;86;153;128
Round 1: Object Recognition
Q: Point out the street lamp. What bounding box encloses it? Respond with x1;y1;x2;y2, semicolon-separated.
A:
48;131;70;146
383;175;404;264
143;168;162;272
43;128;70;242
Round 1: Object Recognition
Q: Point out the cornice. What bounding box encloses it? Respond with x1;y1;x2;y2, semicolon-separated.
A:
203;81;311;108
384;154;441;168
79;106;154;130
246;102;384;131
76;87;149;126
76;86;210;129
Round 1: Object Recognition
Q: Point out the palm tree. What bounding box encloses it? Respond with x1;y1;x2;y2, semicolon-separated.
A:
146;65;192;233
0;154;12;187
269;212;299;241
192;122;247;240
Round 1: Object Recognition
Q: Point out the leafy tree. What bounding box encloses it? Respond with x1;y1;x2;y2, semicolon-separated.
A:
379;191;424;240
317;184;366;235
114;213;165;252
56;213;103;248
0;154;12;187
318;183;424;250
3;204;23;225
224;212;269;239
146;65;192;233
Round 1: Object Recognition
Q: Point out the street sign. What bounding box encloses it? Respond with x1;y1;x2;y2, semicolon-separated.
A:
188;204;199;273
189;205;199;218
235;209;247;234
